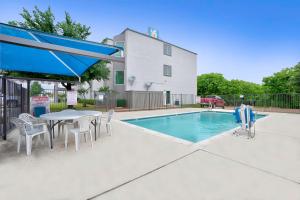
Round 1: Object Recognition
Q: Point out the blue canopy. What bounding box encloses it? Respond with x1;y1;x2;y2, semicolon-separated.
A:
0;23;122;79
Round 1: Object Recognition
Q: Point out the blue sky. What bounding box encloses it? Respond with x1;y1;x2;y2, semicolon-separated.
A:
1;0;299;83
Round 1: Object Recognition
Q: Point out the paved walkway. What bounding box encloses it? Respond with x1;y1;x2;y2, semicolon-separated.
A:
0;108;299;199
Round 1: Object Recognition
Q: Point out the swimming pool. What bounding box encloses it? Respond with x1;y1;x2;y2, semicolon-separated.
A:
123;111;266;143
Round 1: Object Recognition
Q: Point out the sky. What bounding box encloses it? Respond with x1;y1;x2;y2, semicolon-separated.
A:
1;0;299;83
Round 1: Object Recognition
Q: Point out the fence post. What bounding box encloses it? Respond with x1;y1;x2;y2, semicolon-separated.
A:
165;93;167;109
105;93;108;112
2;77;7;140
148;92;151;110
20;85;24;113
181;94;183;108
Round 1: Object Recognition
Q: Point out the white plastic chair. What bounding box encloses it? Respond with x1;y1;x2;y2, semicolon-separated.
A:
66;115;93;151
58;109;76;137
95;113;102;137
19;113;46;125
106;109;114;135
10;117;51;156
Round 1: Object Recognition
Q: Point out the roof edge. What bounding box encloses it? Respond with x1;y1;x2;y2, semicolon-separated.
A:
121;28;197;55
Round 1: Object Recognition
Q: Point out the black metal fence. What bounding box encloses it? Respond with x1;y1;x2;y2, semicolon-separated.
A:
95;91;196;111
45;89;196;111
42;89;67;111
0;77;28;139
199;94;300;113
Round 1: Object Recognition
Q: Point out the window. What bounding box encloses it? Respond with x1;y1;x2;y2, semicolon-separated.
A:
163;43;172;56
114;41;124;57
163;65;172;77
115;71;124;85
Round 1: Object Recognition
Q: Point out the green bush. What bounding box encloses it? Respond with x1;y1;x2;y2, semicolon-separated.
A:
116;99;126;107
50;103;67;112
50;103;106;112
78;99;96;105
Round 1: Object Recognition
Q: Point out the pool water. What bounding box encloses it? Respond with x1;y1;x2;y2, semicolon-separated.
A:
123;111;265;143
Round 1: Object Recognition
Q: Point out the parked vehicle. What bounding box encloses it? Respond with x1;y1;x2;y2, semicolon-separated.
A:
200;95;225;108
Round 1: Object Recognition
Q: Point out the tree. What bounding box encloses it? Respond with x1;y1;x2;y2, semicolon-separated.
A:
30;81;43;96
81;61;110;98
77;86;88;107
197;73;263;96
262;67;296;94
56;12;90;39
9;6;56;33
197;73;228;95
98;86;110;93
77;86;88;99
227;80;263;95
7;6;110;91
291;63;300;93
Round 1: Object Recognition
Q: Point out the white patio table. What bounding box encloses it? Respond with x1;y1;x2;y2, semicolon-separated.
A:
40;110;102;149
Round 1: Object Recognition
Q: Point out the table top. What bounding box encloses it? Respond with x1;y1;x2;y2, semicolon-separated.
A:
40;110;102;121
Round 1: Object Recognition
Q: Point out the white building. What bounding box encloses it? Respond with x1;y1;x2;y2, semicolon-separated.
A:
87;28;197;105
112;28;196;92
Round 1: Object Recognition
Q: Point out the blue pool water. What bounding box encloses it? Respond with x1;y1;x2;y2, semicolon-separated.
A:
123;111;265;143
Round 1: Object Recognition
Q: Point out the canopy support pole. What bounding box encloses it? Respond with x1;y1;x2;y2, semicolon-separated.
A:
27;80;30;113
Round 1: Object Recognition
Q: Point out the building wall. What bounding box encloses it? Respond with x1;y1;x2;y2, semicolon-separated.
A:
124;30;197;95
88;37;124;96
112;33;126;93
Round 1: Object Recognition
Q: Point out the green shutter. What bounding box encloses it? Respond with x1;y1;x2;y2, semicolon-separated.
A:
116;71;124;84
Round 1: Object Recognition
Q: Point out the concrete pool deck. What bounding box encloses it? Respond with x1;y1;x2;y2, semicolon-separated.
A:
0;108;300;199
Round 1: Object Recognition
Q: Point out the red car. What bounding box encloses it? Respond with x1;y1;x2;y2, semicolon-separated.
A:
200;95;225;108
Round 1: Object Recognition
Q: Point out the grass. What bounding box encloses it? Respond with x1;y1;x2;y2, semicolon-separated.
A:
50;103;106;112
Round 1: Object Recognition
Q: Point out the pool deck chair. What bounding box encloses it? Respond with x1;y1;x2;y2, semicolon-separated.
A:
233;104;256;138
65;115;93;151
10;117;51;156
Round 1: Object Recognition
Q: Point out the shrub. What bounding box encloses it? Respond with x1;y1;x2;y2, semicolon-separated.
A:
78;99;96;105
98;86;110;93
50;103;67;112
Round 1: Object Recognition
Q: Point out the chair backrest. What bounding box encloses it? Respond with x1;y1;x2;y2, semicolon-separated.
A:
19;113;36;123
11;117;43;136
107;109;114;123
10;117;26;135
96;113;102;124
76;116;91;133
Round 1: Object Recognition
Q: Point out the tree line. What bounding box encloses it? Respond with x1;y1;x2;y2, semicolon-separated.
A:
197;62;300;96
